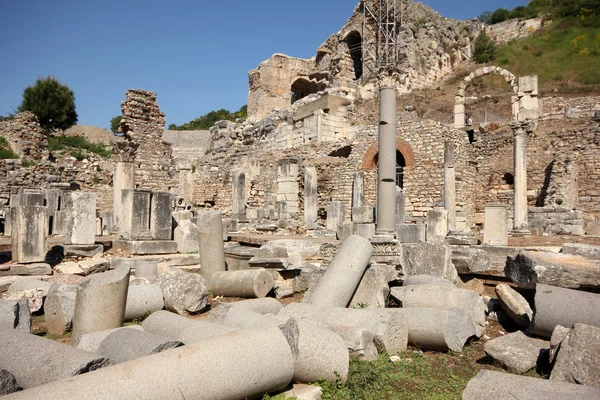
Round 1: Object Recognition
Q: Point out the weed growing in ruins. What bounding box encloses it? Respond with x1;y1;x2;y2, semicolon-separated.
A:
48;135;111;158
21;160;35;168
0;136;18;159
70;149;85;161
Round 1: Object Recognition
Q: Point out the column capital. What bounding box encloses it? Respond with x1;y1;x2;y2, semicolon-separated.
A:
510;120;537;136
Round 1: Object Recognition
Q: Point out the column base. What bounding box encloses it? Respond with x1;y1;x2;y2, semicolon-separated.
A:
510;229;531;237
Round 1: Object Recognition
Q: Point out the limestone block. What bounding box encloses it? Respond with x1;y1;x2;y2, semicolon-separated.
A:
62;244;103;258
337;222;355;241
562;243;600;260
0;328;110;389
196;210;226;285
401;242;459;284
326;201;345;232
426;210;448;242
451;246;492;274
549;325;570;363
550;323;600;388
396;224;426;243
352;206;374;224
355;223;375;239
98;328;182;364
350;266;391;308
44;291;76;335
463;369;600;400
518;75;538;95
157;269;208;315
484;331;549;373
150;192;172;240
278;384;323;400
71;265;130;345
495;284;533;327
11;206;47;264
63;191;96;245
134;260;159;283
78;258;110;276
0;299;31;332
484;204;508;246
505;250;600;290
280;317;349;383
403;274;454;288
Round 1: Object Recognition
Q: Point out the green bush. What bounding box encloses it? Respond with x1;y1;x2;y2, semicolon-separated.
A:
19;76;78;131
490;8;511;24
169;105;248;131
110;115;122;134
0;136;18;159
48;135;111;158
474;31;497;63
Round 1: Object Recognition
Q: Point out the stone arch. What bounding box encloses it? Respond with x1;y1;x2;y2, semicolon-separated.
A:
362;139;416;170
454;66;518;128
344;31;363;80
291;77;325;104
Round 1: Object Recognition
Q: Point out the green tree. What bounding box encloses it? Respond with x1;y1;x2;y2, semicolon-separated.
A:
110;115;122;134
478;11;492;24
473;31;497;63
19;76;78;130
490;8;511;24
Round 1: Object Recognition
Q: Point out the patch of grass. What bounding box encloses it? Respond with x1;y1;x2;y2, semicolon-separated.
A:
70;149;86;161
316;351;476;400
21;160;35;168
0;136;18;159
48;135;112;158
493;18;600;89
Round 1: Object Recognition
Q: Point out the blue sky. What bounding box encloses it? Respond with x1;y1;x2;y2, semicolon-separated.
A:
0;0;528;130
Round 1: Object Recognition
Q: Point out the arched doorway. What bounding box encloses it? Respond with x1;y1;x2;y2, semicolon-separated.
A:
345;31;363;80
291;78;323;104
373;150;406;188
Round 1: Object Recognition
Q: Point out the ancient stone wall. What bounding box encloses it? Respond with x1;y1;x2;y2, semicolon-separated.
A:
487;18;544;45
0;112;49;161
117;89;177;193
540;95;600;118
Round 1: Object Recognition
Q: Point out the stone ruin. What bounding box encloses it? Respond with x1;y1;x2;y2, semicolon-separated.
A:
1;0;600;398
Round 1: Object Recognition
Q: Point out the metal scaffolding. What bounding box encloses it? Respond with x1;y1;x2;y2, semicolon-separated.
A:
362;0;401;81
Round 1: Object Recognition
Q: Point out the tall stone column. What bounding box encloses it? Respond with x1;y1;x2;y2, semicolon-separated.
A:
232;171;248;222
512;123;529;233
352;172;365;208
375;85;397;236
444;141;456;232
396;187;406;225
113;162;134;227
304;167;318;230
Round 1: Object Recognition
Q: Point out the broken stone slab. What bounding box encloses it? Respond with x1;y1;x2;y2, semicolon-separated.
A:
0;369;20;396
0;299;31;332
0;328;110;389
11;206;47;264
3;327;294;400
55;261;85;275
529;284;600;338
142;310;236;344
0;263;52;277
562;243;600;260
223;244;259;271
44;291;76;335
550;323;600;388
157;269;208;315
71;265;131;345
208;298;284;323
403;274;455;288
112;240;179;255
549;325;570;363
249;239;322;270
401;242;459;284
276;285;294;299
483;331;549;373
0;277;19;294
63;191;96;245
174;219;199;254
495;284;533;327
390;284;486;337
78;258;110;276
426;209;448;242
462;369;600;400
1;288;44;313
396;308;476;352
349;265;392;308
506;250;600;290
354;223;375;240
303;235;373;307
352;206;374;224
278;303;409;354
61;244;104;258
219;307;287;330
211;269;274;298
280;317;349;384
76;326;144;353
197;209;226;286
451;246;492;274
276;383;323;400
124;284;164;321
98;328;183;364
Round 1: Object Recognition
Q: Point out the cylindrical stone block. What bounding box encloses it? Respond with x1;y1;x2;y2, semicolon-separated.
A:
305;235;373;307
4;327;295;400
211;269;274;298
0;328;110;389
220;307;286;330
376;86;397;234
124;284;164;321
98;329;182;364
304;167;318;230
529;284;600;338
142;310;236;344
281;317;349;383
197;210;226;285
208;298;284;322
71;265;130;345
